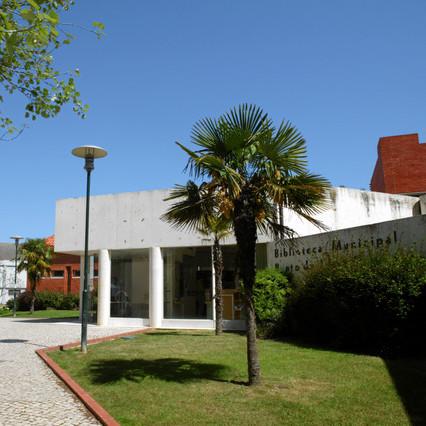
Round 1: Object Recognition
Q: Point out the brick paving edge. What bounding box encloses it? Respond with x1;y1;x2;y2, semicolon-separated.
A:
36;328;152;426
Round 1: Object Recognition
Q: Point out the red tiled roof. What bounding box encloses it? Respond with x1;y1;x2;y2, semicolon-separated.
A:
45;235;55;247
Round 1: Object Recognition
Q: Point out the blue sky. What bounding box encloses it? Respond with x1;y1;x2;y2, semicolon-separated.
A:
1;0;426;241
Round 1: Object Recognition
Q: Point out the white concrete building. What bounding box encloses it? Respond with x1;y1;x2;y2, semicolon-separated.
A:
0;244;27;305
54;187;419;329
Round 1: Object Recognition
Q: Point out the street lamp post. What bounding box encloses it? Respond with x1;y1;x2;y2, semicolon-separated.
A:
72;145;107;353
10;235;24;318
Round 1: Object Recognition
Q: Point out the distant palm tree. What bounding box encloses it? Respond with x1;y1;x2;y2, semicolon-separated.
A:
163;181;232;335
18;238;52;313
176;104;330;385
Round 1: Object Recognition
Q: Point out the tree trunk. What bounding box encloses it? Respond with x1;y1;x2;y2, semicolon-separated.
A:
213;237;224;335
233;186;261;385
30;292;35;314
30;281;36;314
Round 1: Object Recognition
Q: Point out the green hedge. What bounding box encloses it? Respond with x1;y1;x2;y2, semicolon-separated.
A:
286;248;426;355
254;268;290;336
8;291;79;311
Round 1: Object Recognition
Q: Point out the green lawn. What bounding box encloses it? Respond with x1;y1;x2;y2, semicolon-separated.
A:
0;309;79;319
50;330;426;426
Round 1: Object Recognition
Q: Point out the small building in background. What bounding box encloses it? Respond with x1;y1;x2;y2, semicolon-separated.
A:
371;133;426;196
0;243;27;305
33;235;98;295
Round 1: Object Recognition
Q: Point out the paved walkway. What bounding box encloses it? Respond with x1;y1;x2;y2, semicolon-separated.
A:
0;317;138;425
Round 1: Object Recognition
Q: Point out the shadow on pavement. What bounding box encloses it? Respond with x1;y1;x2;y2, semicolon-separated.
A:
11;317;81;324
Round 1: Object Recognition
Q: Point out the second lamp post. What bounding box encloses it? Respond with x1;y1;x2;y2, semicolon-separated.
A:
10;235;23;318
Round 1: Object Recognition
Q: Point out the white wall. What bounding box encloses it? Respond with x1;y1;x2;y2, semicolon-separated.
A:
55;187;418;254
0;261;27;305
281;187;418;238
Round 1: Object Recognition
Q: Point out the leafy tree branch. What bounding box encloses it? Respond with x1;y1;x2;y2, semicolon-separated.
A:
0;0;104;140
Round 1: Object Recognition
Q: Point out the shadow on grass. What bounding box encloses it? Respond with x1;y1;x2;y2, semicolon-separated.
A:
282;337;426;425
384;358;426;426
275;336;360;356
145;330;245;338
89;357;245;385
145;331;213;338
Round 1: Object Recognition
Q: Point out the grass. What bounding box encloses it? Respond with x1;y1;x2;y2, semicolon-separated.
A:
0;309;79;319
49;330;426;425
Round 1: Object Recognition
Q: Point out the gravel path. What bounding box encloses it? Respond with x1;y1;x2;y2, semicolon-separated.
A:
0;317;138;425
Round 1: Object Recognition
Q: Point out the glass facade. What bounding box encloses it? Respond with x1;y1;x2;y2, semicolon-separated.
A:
163;247;213;319
110;250;149;318
105;244;267;321
221;245;243;320
163;244;267;320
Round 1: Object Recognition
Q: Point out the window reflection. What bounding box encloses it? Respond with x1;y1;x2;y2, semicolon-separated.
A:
110;250;149;318
164;247;213;319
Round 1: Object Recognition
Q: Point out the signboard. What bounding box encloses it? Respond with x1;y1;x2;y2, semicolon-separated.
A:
267;215;426;275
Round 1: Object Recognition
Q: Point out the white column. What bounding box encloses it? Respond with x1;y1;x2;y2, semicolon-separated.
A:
79;255;84;320
97;249;111;326
149;247;163;328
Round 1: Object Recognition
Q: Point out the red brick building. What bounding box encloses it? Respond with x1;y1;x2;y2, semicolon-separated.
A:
28;236;98;295
370;133;426;195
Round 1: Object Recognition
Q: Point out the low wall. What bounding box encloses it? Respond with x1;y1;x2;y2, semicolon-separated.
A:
267;215;426;274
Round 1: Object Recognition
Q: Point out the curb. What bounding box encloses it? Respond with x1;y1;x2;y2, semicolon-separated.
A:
36;328;152;426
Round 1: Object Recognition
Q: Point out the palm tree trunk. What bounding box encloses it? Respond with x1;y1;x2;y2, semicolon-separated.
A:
279;202;284;239
213;237;224;335
30;280;37;314
234;187;261;386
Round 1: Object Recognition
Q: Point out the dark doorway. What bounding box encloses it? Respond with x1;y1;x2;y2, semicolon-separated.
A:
66;266;72;294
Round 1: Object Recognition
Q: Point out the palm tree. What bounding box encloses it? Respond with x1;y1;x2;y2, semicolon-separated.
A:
176;104;330;385
162;181;232;335
18;238;52;313
199;217;232;335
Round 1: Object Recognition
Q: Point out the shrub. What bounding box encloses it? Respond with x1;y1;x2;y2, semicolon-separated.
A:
14;290;79;311
15;291;34;311
6;299;14;310
0;305;11;314
61;293;79;310
254;268;290;336
36;291;64;310
286;248;426;356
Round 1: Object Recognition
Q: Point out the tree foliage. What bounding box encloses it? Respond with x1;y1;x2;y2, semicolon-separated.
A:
0;0;104;139
17;237;52;312
254;268;289;327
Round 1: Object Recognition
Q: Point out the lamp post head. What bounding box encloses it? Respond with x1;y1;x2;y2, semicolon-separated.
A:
72;145;108;172
10;235;24;244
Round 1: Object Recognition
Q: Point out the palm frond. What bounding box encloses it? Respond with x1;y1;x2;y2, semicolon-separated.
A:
194;155;243;198
191;116;227;154
222;104;269;135
255;119;308;174
197;215;233;241
162;181;215;233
